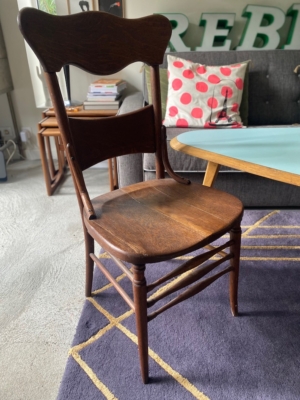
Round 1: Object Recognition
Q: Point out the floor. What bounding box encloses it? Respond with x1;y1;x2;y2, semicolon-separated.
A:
0;160;110;400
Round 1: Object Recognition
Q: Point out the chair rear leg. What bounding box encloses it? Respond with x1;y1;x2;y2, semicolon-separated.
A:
229;222;242;316
132;264;149;384
84;226;94;297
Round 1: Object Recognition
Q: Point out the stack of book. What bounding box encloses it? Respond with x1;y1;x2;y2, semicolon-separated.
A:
83;78;126;110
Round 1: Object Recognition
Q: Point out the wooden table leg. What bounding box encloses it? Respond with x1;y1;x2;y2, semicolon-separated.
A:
38;130;66;196
45;136;56;181
203;161;220;187
113;157;118;190
55;136;66;174
108;157;119;191
38;131;52;196
108;158;114;191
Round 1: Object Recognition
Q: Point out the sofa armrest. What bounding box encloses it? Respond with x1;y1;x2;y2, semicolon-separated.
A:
118;91;145;115
117;92;145;188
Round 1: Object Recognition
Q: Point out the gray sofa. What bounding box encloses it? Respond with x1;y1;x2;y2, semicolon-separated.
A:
117;49;300;207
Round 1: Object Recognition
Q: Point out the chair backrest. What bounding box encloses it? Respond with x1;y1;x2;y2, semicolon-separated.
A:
18;8;172;218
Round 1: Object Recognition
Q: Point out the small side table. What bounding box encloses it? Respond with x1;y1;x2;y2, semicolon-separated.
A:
37;106;118;195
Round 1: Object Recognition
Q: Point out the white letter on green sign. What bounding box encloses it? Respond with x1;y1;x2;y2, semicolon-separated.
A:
160;13;191;52
236;5;285;50
196;13;235;51
283;4;300;49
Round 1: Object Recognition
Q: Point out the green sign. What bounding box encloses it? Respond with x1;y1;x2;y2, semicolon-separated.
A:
161;3;300;51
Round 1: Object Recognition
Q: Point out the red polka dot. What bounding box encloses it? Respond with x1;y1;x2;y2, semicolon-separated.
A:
220;67;231;76
235;78;244;90
191;108;203;118
207;97;218;108
208;74;221;84
172;78;183;91
183;69;194;79
167;70;170;79
169;106;178;117
173;61;184;68
232;63;241;68
221;86;233;98
176;119;189;127
197;65;206;74
180;92;192;105
196;82;208;92
231;121;243;128
232;103;239;112
204;121;216;128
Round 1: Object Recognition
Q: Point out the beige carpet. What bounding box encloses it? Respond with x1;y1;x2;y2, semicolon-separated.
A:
0;161;109;400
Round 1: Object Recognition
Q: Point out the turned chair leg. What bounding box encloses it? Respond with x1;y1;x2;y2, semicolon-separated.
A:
229;222;242;316
84;227;94;297
132;264;149;384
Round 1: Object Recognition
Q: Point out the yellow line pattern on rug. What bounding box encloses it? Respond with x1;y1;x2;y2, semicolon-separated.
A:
242;245;300;249
69;292;210;398
67;209;299;399
71;351;118;400
118;323;209;400
92;272;127;295
90;298;209;399
245;235;300;238
242;225;300;229
240;257;300;261
242;210;279;236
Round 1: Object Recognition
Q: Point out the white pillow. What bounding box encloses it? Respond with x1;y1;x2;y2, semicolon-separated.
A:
164;55;249;128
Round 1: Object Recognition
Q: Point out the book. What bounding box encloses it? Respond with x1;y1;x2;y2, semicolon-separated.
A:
83;98;122;110
83;104;120;110
86;93;121;102
90;78;123;87
88;81;126;94
84;96;122;106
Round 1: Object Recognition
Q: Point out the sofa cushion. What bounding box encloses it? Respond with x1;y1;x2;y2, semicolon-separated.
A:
164;55;249;129
144;61;249;126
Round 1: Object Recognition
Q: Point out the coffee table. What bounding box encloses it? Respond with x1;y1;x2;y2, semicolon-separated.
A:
170;127;300;188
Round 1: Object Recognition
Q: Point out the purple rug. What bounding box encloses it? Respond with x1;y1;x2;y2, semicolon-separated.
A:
57;209;300;399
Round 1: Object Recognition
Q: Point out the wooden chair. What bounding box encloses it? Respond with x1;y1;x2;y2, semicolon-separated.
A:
18;8;244;383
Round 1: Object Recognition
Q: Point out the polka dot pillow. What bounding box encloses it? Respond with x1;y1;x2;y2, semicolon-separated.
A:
164;55;249;129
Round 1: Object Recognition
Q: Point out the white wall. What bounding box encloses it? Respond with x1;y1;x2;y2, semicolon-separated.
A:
0;0;295;161
0;0;40;141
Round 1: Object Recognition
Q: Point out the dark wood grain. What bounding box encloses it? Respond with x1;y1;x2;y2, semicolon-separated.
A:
18;8;171;74
19;8;244;384
132;264;149;384
68;106;156;170
229;224;242;316
147;240;234;293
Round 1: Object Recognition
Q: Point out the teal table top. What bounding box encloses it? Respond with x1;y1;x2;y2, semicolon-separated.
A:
176;126;300;177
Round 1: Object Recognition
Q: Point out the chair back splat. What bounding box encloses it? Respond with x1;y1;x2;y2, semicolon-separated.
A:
18;8;244;384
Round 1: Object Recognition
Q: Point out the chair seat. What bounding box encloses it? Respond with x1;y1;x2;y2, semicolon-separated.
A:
84;179;243;264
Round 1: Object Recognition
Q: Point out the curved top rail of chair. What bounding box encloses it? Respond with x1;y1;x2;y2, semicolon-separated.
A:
18;8;172;75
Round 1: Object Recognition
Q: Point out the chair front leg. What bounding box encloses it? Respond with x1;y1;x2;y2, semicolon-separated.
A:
84;226;94;297
229;222;242;316
132;264;149;384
